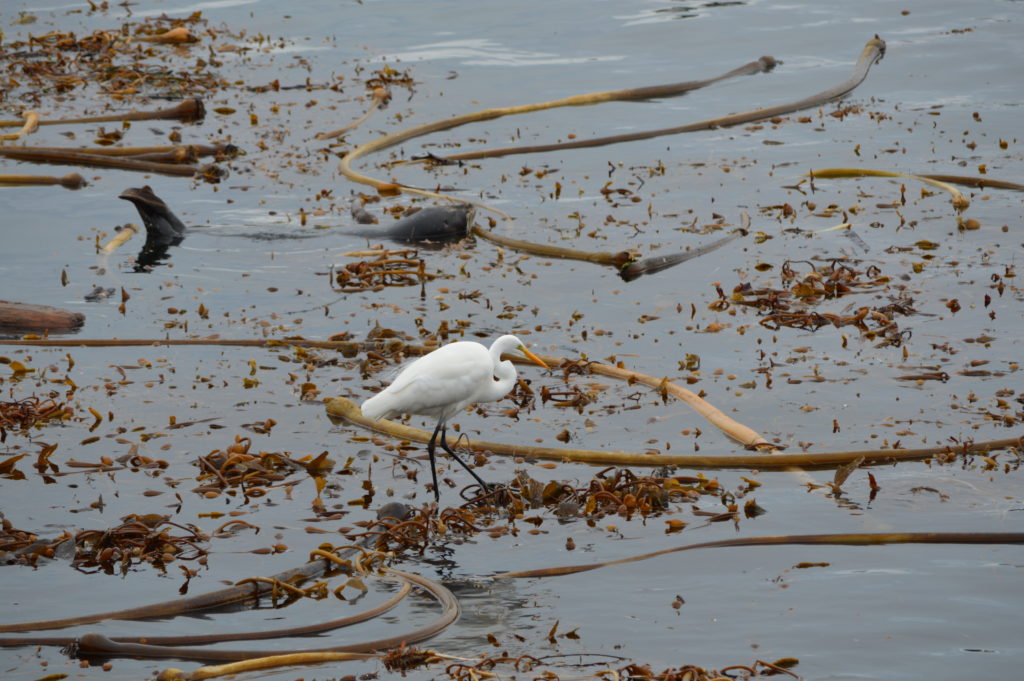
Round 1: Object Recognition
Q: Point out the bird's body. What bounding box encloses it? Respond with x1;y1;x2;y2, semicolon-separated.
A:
361;340;512;423
361;334;548;500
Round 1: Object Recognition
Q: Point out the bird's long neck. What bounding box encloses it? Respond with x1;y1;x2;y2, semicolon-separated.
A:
480;347;517;403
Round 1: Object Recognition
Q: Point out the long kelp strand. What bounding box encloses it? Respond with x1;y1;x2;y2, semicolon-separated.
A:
496;531;1024;579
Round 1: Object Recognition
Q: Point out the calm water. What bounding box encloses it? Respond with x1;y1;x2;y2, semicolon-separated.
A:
2;1;1022;679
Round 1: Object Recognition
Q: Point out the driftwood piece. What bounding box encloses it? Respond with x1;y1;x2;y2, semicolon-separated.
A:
0;300;85;334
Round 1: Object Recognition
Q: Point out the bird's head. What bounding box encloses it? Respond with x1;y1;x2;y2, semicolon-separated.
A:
495;334;549;370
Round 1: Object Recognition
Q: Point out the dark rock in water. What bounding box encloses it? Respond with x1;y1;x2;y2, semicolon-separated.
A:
119;185;187;271
357;203;475;245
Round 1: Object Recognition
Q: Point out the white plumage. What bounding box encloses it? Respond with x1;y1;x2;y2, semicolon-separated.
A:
361;334;548;500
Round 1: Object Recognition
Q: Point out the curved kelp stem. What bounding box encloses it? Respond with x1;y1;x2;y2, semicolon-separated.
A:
470;211;743;272
919;173;1024;192
0;535;385;637
66;563;458;662
1;546;458;665
315;87;391;141
336;42;879;269
0;559;330;635
0;110;39;141
155;651;378;681
99;223;142;254
338;56;777;193
328;396;1022;469
0;561;327;634
618;229;746;281
7;580;409;653
436;38;885;163
809;168;971;212
469;221;636;267
577;356;772;448
495;532;1024;580
337;57;778;267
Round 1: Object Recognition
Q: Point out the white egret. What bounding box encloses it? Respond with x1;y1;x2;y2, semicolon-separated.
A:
361;334;549;500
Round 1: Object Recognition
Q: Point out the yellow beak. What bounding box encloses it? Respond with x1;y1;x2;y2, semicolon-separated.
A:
518;344;549;370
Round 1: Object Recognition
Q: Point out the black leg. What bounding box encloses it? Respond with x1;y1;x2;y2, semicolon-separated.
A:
427;420;443;502
438;427;491;494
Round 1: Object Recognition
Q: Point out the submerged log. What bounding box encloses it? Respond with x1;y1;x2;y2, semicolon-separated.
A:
0;301;84;334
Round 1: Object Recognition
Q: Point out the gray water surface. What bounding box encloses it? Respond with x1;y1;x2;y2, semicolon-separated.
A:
1;1;1022;679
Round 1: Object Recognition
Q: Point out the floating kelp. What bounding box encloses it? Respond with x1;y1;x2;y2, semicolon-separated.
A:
0;100;206;129
0;504;412;636
337;39;885;271
330;394;1022;469
618;230;745;281
495;531;1024;579
433;40;884;162
0;110;38;141
0;516;42;562
2;514;208;575
331;250;437;292
315;87;391;141
810;167;970;212
0;396;72;442
0;145;217;177
192;435;334;501
1;542;457;665
0;337;370;355
1;9;215;96
0;19;227;182
442;656;801;681
339;53;782;193
0;171;86;189
70;514;209;576
711;260;917;347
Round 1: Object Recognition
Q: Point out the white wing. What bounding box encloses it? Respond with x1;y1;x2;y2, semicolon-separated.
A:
361;342;493;421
